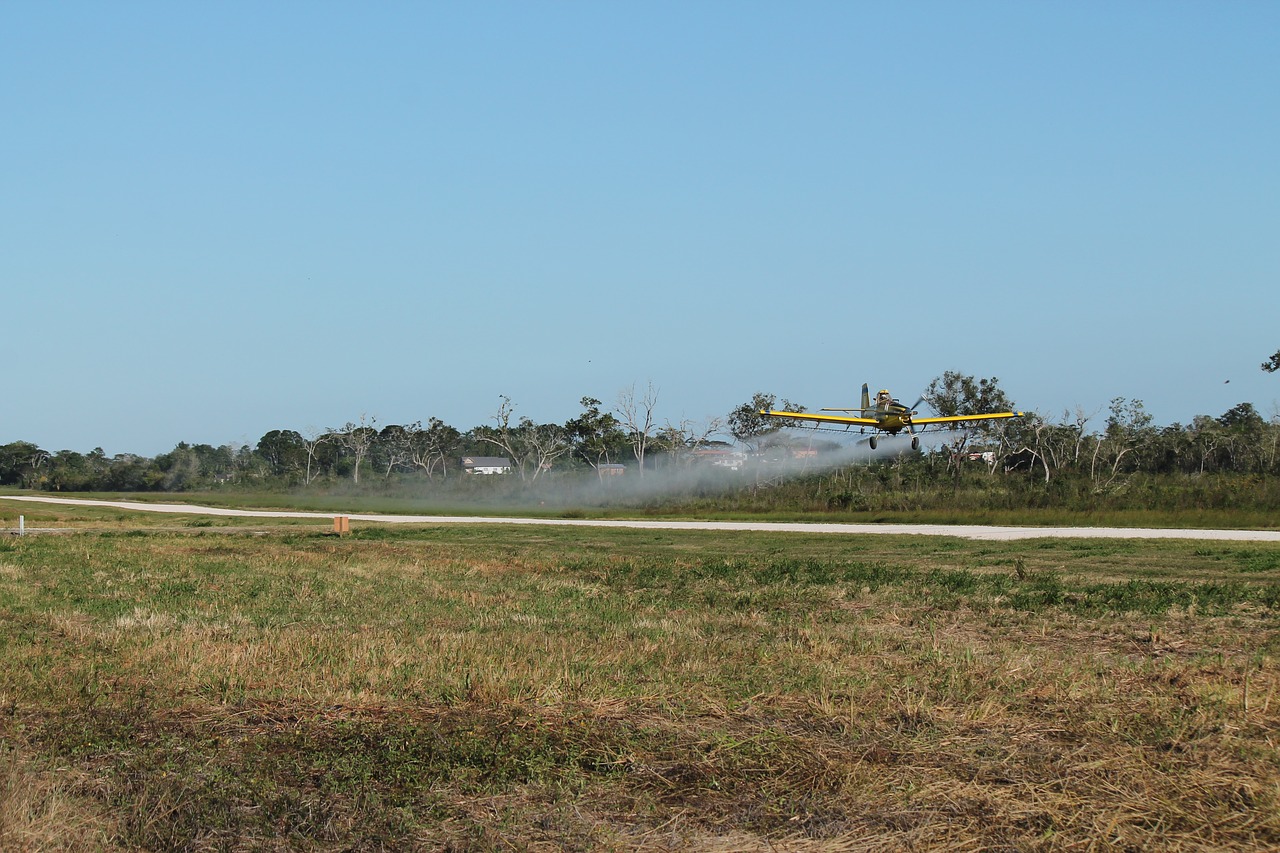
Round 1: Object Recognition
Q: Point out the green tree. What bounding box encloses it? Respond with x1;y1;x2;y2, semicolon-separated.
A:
256;430;307;478
1217;402;1269;474
104;453;154;490
45;450;89;491
153;443;201;490
922;372;1019;474
727;392;801;452
566;396;627;474
923;372;1015;417
1262;349;1280;373
1218;401;1265;431
0;441;49;487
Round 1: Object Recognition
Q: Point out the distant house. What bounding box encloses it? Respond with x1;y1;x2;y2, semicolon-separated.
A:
692;448;746;470
461;456;512;475
597;463;626;477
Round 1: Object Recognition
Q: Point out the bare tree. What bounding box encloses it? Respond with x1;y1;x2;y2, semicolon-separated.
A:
1015;410;1090;484
478;396;529;480
300;428;329;486
1016;413;1055;483
659;416;725;466
1007;406;1097;483
1090;398;1152;489
1190;415;1223;475
377;424;415;479
408;417;460;479
1066;406;1097;468
331;414;378;485
520;421;573;482
616;381;659;477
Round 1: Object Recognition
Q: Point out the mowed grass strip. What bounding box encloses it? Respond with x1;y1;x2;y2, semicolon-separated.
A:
1;525;1279;850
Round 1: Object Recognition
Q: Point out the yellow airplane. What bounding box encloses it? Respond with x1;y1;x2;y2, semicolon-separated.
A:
760;384;1024;450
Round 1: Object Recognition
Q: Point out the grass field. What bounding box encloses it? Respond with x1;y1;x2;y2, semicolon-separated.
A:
2;503;1279;850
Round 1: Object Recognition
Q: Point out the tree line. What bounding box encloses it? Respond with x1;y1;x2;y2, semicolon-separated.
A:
2;369;1278;494
0;383;722;492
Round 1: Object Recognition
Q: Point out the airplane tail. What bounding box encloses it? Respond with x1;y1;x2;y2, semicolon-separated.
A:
860;384;871;415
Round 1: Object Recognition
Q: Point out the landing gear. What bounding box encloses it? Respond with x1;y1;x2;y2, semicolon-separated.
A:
911;436;920;451
869;435;878;450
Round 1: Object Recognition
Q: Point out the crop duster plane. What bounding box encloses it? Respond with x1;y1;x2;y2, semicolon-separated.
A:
760;384;1024;450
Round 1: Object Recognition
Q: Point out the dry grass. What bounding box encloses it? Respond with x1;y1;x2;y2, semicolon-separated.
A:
1;522;1278;850
0;745;120;852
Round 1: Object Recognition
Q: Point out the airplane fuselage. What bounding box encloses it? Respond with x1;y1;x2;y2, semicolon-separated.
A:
875;412;912;433
872;388;914;433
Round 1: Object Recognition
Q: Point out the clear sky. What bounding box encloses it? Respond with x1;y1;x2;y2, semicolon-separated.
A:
4;2;1277;456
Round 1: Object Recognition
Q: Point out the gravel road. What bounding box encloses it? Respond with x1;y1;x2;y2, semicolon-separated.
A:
4;495;1280;542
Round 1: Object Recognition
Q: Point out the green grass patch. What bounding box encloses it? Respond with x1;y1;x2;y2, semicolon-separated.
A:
2;520;1280;849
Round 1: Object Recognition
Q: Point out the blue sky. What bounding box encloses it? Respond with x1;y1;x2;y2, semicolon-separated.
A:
4;2;1277;455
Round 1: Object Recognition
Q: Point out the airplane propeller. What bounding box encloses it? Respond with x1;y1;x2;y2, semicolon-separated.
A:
907;396;925;449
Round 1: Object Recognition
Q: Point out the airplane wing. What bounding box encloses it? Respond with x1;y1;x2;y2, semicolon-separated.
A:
759;410;879;427
911;412;1025;427
761;410;1025;429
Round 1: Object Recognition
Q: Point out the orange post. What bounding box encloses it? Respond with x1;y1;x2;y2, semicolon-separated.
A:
333;516;350;535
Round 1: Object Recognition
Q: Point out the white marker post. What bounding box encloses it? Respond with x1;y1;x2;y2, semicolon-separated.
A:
19;515;24;536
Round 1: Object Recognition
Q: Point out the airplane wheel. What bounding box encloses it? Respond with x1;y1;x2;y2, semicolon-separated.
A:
869;436;878;450
911;436;920;451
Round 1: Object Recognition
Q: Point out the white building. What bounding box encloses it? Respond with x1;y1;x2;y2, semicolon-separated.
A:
461;456;512;475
